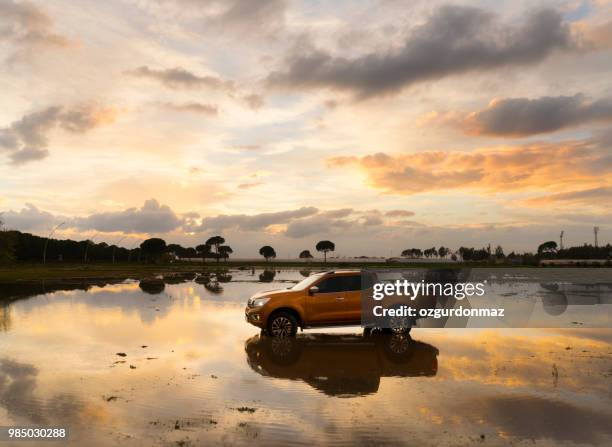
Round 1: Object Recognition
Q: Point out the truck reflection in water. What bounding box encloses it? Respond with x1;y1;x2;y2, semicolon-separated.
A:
245;333;438;397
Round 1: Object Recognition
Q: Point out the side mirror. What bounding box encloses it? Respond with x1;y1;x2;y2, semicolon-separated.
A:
309;286;319;295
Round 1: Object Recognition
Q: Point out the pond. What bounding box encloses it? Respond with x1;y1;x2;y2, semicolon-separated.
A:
0;268;611;446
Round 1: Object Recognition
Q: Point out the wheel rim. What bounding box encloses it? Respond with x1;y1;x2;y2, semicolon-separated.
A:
271;316;293;337
389;334;410;354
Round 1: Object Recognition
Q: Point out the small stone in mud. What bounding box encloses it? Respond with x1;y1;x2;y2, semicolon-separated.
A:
114;360;126;364
565;346;572;350
174;420;180;430
141;345;148;348
146;357;158;360
235;407;256;413
105;396;118;402
130;365;137;369
209;419;217;425
116;353;127;357
210;374;218;379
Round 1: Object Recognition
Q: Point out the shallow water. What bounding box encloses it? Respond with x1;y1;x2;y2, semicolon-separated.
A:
0;269;611;446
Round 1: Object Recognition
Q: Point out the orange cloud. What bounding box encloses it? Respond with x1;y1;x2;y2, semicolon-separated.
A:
327;142;611;195
520;187;612;208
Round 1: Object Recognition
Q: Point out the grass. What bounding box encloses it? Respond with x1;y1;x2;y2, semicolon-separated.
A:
0;259;562;283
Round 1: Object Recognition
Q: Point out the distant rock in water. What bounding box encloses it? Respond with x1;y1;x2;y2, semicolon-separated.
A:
139;278;165;295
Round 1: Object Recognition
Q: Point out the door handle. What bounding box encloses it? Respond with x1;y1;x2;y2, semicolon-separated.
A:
335;296;345;301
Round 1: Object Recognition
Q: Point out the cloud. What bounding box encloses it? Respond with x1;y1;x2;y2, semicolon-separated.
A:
0;106;61;151
283;215;357;238
385;210;415;218
127;66;234;91
268;6;570;98
1;203;62;231
0;104;117;165
2;203;417;243
74;199;182;234
237;182;263;189
242;94;265;110
232;144;261;151
209;0;287;34
320;208;353;218
163;0;287;36
576;19;612;50
521;187;612;208
0;1;72;56
197;206;318;232
458;94;612;136
163;102;219;115
8;147;50;165
327;141;611;195
360;215;384;226
129;67;265;110
194;206;396;238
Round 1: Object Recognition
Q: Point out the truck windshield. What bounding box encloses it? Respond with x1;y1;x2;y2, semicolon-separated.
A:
290;272;326;291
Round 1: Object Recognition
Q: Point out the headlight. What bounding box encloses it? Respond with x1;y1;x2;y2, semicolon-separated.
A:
250;297;270;308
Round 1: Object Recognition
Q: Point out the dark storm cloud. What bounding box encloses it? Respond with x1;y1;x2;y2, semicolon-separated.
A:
268;6;571;97
0;105;115;165
127;66;234;91
464;94;612;136
197;206;318;232
74;199;182;234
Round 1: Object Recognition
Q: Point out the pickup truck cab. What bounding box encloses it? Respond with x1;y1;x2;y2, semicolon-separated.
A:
245;270;388;336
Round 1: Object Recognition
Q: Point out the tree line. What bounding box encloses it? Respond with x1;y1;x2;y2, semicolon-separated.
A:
0;217;610;265
400;242;611;263
536;240;612;260
0;222;340;265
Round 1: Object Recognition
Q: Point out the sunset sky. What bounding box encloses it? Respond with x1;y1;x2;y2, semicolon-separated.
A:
1;0;611;257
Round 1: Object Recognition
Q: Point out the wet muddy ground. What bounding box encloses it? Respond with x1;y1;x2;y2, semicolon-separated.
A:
0;269;611;446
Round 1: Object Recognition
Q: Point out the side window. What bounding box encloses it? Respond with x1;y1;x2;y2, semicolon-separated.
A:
316;276;345;293
316;275;361;293
345;275;361;291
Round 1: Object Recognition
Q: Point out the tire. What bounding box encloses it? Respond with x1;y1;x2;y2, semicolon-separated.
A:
267;311;298;337
384;333;415;361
